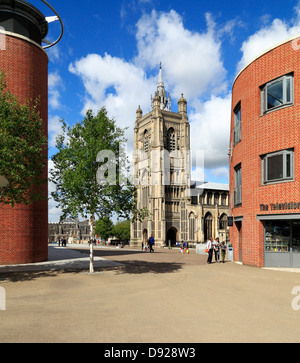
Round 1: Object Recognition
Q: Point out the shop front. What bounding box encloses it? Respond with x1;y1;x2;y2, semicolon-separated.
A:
257;214;300;268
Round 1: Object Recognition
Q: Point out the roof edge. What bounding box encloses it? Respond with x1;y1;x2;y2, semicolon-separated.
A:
233;33;300;88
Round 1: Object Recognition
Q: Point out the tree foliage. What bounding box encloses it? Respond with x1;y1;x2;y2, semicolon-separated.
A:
50;107;142;227
113;220;130;240
95;217;114;242
0;73;47;206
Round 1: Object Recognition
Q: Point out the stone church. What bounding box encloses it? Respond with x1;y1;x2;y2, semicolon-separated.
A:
130;66;229;248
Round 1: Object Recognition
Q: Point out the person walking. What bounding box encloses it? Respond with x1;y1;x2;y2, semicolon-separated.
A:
221;241;227;263
206;237;213;264
149;234;155;253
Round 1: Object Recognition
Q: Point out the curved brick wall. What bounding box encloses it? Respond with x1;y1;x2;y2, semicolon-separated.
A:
230;36;300;267
0;34;48;265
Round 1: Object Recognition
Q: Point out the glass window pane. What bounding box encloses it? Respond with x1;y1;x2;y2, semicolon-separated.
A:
235;107;241;125
292;222;300;252
286;153;291;178
267;80;283;109
286;78;291;103
265;221;290;252
267;154;283;180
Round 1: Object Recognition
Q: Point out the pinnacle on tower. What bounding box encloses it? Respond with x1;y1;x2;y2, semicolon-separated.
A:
151;63;171;111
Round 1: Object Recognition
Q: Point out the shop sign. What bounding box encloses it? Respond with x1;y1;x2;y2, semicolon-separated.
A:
260;202;300;212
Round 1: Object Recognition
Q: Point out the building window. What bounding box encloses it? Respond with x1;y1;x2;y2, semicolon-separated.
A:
221;193;227;206
207;192;212;205
219;214;228;230
261;149;294;184
233;102;241;145
261;73;294;114
214;193;219;205
167;127;176;151
144;130;149;152
189;212;195;241
234;164;242;206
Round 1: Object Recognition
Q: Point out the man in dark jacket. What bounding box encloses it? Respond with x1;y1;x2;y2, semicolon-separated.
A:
149;234;155;252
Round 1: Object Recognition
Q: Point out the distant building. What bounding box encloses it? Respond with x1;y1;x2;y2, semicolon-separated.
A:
130;66;229;248
48;219;90;244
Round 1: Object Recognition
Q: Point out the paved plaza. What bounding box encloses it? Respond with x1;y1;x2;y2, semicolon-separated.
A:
0;245;300;343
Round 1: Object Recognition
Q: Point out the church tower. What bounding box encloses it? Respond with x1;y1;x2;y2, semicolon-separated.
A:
131;65;191;248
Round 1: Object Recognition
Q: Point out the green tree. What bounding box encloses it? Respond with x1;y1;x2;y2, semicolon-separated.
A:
50;107;141;272
113;220;130;241
0;73;47;206
95;217;114;243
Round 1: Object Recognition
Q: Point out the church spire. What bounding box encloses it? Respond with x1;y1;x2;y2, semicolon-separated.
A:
151;63;171;111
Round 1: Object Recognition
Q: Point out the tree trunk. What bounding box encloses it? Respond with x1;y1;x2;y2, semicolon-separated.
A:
89;213;95;273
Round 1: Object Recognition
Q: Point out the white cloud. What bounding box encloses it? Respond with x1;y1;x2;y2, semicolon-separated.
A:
68;10;230;181
48;115;62;148
48;71;64;109
69;53;155;151
237;10;300;72
135;10;227;101
189;94;231;170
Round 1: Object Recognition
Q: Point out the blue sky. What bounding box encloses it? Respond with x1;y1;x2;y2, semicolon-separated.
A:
35;0;300;221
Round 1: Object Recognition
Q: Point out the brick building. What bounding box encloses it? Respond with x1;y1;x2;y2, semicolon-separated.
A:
229;35;300;268
0;1;49;265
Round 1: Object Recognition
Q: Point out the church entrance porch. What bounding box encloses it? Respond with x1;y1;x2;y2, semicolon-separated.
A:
166;227;178;247
204;212;213;242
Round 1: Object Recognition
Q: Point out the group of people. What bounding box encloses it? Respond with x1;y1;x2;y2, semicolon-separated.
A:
58;238;67;247
206;237;227;264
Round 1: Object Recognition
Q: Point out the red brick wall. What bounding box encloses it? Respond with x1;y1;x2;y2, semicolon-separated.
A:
230;38;300;267
0;34;48;265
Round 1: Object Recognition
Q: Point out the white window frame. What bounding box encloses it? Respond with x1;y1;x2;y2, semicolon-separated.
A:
261;73;294;115
261;149;294;185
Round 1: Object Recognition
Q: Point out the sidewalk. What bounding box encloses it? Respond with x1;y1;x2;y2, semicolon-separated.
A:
1;245;300;343
0;245;121;273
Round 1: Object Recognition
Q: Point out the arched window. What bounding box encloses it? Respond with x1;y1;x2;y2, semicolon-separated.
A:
189;212;195;241
204;212;213;242
219;214;228;230
167;127;176;151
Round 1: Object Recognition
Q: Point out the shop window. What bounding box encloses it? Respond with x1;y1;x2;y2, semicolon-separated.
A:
261;149;294;185
233;102;241;145
265;221;290;252
261;73;294;114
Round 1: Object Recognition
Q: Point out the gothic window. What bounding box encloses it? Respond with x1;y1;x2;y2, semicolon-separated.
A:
204;212;213;242
221;193;227;206
214;193;219;205
207;192;212;205
219;214;228;230
167;127;176;152
189;212;195;241
144;130;149;153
